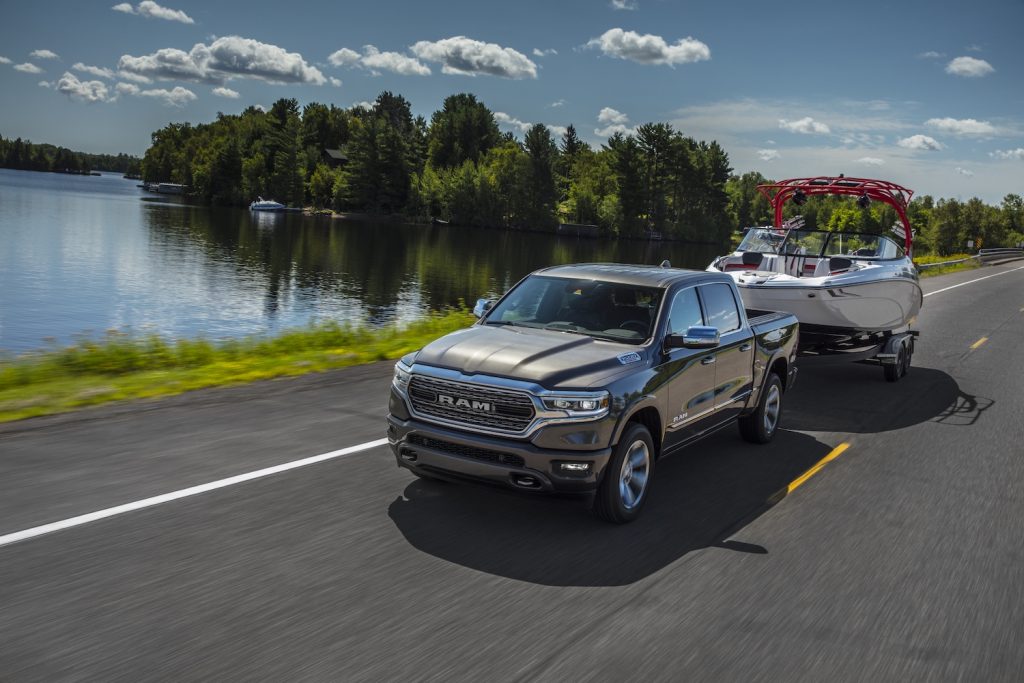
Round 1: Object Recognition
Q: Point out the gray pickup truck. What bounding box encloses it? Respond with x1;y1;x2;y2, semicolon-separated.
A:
387;263;799;523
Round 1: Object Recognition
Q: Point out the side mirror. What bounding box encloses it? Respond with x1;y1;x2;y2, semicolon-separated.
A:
665;326;720;350
473;298;495;318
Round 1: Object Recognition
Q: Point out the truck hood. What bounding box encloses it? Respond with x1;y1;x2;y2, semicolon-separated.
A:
413;325;645;389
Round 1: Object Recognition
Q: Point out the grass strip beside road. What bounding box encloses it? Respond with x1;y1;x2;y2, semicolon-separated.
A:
915;253;980;278
0;310;475;423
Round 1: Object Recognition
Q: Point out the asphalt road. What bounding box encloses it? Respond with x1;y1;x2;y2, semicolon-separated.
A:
2;263;1023;681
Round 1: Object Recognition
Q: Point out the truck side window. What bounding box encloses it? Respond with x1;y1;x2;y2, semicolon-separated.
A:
668;287;703;334
699;283;740;333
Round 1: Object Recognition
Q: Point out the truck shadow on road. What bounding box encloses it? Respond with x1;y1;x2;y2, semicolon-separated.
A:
784;365;989;432
388;429;831;587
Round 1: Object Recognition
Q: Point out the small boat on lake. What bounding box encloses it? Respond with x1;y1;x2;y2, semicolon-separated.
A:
250;197;286;211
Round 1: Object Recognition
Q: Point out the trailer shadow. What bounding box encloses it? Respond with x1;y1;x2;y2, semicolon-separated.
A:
784;364;991;433
387;429;830;587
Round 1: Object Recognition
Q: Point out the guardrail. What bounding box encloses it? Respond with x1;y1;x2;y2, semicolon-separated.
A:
917;248;1024;270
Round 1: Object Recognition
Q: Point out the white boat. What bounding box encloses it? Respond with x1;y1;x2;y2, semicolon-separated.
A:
708;176;923;342
249;197;286;211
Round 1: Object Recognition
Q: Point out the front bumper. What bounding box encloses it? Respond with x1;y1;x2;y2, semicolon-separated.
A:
386;414;614;493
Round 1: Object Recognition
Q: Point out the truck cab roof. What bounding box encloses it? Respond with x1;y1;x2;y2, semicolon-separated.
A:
536;263;732;289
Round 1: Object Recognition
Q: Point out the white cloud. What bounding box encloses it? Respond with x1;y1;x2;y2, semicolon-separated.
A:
990;148;1024;160
532;48;557;57
116;82;140;95
598;107;628;125
119;36;326;85
353;101;374;111
329;76;341;87
897;134;944;151
0;56;11;65
595;107;636;137
924;117;996;136
328;48;361;67
212;86;239;98
14;62;44;74
549;99;565;108
38;80;51;88
55;71;110;103
495;111;531;133
855;157;885;166
139;86;197;106
945;56;994;78
610;0;638;9
329;45;430;76
954;167;974;176
360;45;431;76
586;28;710;66
30;49;59;60
112;1;194;24
495;112;565;138
73;62;115;79
966;44;982;52
757;149;780;161
116;70;151;83
918;50;943;59
411;36;537;79
779;117;830;134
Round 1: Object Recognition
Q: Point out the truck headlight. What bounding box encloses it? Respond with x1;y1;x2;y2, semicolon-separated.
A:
393;362;412;393
541;392;610;417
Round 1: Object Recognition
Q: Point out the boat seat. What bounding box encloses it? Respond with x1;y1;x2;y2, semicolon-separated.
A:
741;252;764;268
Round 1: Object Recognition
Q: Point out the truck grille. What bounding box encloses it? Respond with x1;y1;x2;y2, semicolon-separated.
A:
407;434;526;468
408;375;535;433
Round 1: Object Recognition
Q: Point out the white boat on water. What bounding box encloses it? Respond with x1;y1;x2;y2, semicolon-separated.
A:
249;197;286;211
708;176;923;343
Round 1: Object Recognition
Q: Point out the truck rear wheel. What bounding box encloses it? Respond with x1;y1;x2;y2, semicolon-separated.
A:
738;373;783;444
593;423;655;524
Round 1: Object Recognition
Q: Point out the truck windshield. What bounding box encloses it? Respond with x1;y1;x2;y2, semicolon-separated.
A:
485;275;664;344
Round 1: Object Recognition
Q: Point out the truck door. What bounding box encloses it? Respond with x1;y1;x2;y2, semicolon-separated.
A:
697;283;755;422
661;286;718;452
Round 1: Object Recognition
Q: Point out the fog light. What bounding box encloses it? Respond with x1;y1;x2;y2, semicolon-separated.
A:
560;462;591;473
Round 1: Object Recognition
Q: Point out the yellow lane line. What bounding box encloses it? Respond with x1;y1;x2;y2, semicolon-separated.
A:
970;337;988;350
766;442;851;505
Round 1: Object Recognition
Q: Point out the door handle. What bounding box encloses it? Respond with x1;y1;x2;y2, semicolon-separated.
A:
701;356;716;365
739;343;752;352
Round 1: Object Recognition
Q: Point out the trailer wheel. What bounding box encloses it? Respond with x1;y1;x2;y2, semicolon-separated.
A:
884;342;908;382
738;373;784;444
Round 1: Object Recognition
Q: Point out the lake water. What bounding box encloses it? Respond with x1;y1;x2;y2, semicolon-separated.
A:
0;169;723;353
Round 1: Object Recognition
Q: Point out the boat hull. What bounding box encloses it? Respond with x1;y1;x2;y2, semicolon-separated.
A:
735;276;922;333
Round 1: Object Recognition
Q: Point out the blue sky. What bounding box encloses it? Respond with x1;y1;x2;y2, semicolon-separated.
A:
1;0;1021;202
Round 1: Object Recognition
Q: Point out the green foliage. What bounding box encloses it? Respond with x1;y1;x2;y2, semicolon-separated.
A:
427;93;501;168
0;134;141;174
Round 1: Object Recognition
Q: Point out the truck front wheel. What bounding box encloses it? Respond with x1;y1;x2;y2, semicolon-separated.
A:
593;423;655;524
738;373;783;444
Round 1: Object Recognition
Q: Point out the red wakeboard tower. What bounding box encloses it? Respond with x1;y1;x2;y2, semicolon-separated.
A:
756;176;915;255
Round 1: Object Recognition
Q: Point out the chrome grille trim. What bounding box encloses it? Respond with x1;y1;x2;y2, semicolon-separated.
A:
408;375;535;434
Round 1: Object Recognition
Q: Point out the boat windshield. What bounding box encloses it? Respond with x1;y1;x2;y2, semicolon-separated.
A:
484;275;664;344
737;227;788;254
741;228;905;260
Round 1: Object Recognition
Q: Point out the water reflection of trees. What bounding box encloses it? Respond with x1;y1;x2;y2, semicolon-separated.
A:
144;206;722;327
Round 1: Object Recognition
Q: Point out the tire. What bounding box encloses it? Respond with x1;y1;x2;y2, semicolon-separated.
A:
884;343;907;382
593;423;655;524
738;372;784;444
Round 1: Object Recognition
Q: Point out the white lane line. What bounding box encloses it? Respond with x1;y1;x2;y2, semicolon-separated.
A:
0;437;389;549
924;265;1024;298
